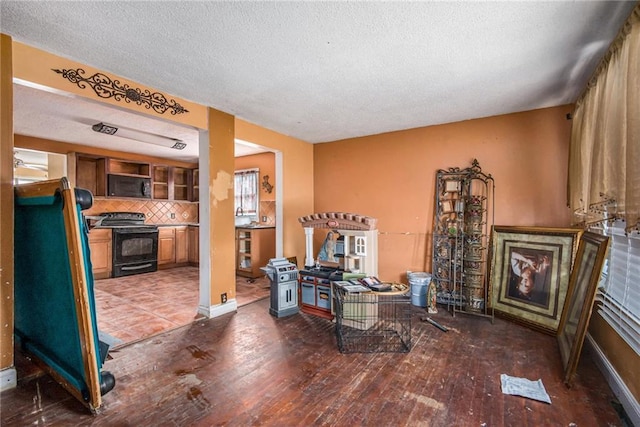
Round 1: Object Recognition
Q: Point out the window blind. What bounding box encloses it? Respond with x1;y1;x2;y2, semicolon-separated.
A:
597;220;640;356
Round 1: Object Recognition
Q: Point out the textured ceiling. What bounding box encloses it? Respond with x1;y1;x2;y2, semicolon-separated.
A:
1;1;637;162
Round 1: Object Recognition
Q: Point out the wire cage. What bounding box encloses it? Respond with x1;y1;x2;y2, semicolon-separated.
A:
334;288;412;354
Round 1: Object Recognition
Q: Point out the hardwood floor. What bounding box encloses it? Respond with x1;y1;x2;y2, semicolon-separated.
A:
2;298;627;426
94;266;270;348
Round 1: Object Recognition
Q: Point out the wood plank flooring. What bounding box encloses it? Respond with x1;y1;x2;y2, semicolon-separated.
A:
1;298;626;426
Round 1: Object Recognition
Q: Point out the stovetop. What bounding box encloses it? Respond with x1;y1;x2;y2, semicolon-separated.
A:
90;212;157;229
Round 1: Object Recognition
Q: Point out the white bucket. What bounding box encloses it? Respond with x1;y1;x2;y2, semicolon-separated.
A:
408;272;432;307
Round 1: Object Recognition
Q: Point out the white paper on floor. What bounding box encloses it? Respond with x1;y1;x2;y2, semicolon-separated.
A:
500;374;551;404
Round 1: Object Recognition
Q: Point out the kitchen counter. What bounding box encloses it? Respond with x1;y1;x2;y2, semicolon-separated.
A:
91;223;199;229
236;225;275;229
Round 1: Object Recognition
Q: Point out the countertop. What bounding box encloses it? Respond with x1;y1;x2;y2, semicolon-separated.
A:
91;223;199;229
236;225;275;229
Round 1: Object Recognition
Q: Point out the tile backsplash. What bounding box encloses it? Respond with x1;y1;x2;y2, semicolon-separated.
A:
260;201;275;225
85;199;275;226
85;198;199;225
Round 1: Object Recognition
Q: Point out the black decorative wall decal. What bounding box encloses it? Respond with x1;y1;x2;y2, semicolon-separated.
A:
52;68;189;115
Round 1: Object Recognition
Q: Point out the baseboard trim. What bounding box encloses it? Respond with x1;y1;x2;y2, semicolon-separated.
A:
586;333;640;427
0;367;17;392
198;299;238;318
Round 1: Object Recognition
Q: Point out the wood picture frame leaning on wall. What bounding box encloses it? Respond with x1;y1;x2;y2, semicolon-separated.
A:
557;231;610;387
489;226;582;334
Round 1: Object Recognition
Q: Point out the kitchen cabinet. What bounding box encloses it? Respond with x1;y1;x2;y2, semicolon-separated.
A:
192;169;199;202
173;167;191;201
75;153;196;201
75;155;106;197
188;226;199;265
235;227;275;278
158;227;175;266
152;165;192;201
152;165;169;200
108;158;150;177
88;228;112;279
175;226;188;263
159;226;189;267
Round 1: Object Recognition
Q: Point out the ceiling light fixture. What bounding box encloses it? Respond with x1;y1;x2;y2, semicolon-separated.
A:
91;122;186;150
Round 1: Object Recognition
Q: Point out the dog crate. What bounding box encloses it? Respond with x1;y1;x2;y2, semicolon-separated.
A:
334;287;412;353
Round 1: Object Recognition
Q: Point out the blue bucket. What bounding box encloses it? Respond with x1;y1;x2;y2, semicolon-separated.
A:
408;272;432;307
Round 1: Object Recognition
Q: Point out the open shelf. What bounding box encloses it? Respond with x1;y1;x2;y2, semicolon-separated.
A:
108;159;150;177
153;165;169;200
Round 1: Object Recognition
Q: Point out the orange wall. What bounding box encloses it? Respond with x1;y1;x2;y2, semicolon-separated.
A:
314;105;574;281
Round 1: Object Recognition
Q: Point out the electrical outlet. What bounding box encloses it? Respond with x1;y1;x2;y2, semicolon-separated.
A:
221;293;227;304
170;213;176;219
262;216;268;222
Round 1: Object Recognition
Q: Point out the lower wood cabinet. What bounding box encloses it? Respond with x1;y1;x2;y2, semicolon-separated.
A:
158;227;176;266
236;227;275;278
88;228;112;279
175;226;188;264
159;226;190;268
188;226;199;265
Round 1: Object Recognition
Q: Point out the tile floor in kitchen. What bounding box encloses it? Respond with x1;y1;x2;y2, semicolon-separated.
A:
94;266;270;348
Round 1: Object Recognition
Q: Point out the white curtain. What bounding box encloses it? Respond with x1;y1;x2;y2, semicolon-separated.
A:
568;5;640;232
568;4;640;357
234;169;259;215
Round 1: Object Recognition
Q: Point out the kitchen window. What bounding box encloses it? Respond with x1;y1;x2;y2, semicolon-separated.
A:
234;168;259;216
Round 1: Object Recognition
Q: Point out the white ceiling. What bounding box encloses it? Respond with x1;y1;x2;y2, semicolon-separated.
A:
1;1;637;163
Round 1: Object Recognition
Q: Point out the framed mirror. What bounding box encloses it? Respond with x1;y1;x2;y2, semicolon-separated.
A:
557;231;610;387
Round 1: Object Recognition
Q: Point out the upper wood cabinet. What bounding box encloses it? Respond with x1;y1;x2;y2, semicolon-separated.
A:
192;169;199;202
76;153;196;201
152;165;192;201
76;155;106;196
152;165;170;200
107;158;150;177
173;167;191;201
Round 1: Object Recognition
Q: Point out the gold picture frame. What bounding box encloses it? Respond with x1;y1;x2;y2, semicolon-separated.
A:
557;231;609;387
489;226;582;334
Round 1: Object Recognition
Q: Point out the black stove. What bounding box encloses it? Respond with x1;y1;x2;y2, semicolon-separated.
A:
95;212;159;277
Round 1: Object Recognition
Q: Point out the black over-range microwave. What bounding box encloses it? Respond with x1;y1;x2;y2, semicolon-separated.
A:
107;174;152;198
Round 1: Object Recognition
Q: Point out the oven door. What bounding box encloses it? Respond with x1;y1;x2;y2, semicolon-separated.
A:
112;227;158;277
